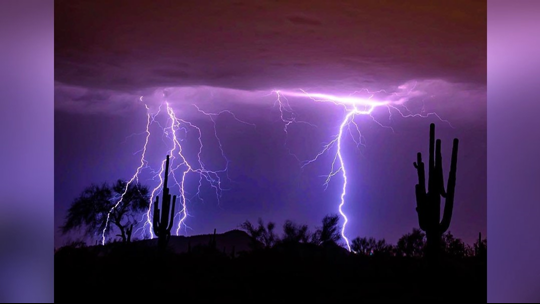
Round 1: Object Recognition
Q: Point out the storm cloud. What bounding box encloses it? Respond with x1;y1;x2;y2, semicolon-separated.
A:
55;0;486;93
54;0;486;248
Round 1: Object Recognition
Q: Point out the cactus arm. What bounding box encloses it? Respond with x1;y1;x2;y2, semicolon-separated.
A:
166;195;176;232
428;123;435;192
440;138;459;232
435;139;447;197
449;139;459;187
414;152;428;231
414;152;426;190
415;185;428;231
439;197;453;233
154;214;161;233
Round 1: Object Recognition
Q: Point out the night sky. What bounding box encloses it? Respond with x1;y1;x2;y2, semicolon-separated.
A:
54;0;486;248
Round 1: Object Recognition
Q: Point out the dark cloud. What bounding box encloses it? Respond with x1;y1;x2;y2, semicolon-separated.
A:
286;15;323;27
54;0;486;92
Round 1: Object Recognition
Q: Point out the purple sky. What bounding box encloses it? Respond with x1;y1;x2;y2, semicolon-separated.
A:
54;0;486;248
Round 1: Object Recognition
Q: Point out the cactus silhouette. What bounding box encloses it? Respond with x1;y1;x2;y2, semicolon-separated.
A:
209;228;217;250
475;232;486;258
153;155;177;252
413;123;459;263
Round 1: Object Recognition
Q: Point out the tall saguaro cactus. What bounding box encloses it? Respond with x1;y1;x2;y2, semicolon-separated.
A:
153;155;177;252
413;123;459;263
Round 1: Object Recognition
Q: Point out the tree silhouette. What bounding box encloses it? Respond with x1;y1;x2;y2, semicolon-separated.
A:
239;219;263;250
396;228;426;258
61;179;150;243
373;239;395;257
351;237;395;256
351;237;376;255
441;231;471;258
260;219;279;248
312;214;341;246
239;218;278;249
281;220;311;244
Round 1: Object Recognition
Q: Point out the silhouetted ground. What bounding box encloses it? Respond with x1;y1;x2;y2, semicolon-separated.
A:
135;229;254;255
55;239;486;303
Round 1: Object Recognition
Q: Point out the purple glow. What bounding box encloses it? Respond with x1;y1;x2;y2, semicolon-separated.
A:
102;94;235;243
103;86;452;251
274;89;451;251
101;105;152;245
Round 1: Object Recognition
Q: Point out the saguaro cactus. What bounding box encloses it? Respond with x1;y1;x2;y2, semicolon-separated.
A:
413;123;459;263
153;155;177;252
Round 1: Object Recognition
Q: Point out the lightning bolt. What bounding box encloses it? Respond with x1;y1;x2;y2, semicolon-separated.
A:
274;89;451;252
192;104;257;186
102;92;251;244
102;86;450;253
140;101;232;238
101;104;152;245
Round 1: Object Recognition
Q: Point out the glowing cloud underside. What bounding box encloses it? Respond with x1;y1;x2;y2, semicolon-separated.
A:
102;87;449;252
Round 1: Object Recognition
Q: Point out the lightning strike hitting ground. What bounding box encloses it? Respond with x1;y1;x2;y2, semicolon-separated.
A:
274;89;451;252
101;105;152;245
105;87;449;252
101;95;241;244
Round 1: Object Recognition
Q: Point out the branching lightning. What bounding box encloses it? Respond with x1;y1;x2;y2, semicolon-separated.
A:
274;89;451;252
102;86;449;253
101;104;152;245
101;93;248;244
